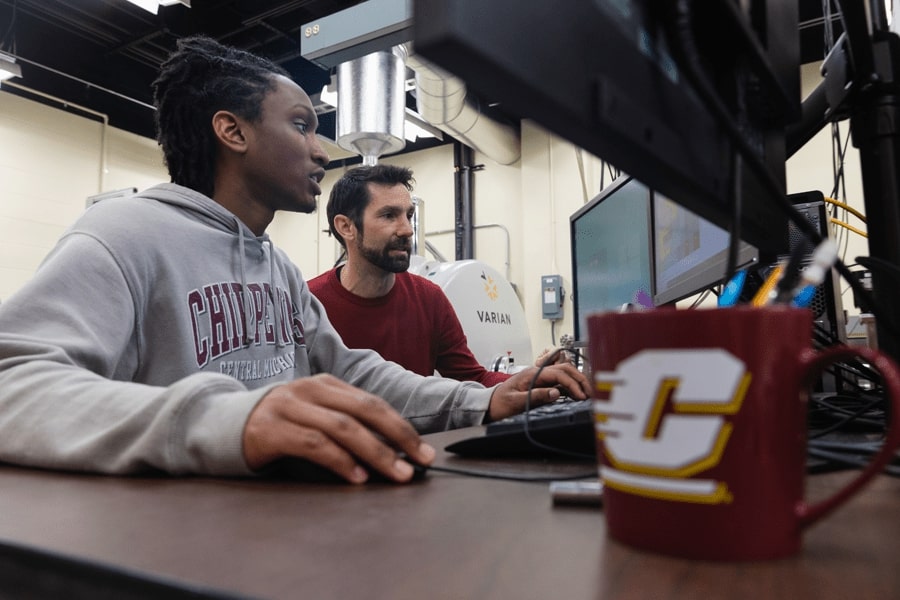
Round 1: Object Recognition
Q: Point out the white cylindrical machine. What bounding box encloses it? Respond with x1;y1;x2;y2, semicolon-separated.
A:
411;259;533;371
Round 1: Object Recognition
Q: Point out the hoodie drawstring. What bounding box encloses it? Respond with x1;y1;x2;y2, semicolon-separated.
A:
236;218;256;347
267;240;285;349
236;218;286;348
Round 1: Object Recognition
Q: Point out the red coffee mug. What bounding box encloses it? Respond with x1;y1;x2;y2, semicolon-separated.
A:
588;306;900;560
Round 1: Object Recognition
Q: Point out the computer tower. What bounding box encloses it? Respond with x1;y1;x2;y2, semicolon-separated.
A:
784;191;847;392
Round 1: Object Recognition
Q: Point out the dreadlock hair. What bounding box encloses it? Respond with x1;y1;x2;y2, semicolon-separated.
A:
152;35;290;198
326;164;415;249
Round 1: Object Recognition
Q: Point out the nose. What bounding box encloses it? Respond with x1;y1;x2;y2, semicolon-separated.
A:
399;213;414;237
311;134;330;167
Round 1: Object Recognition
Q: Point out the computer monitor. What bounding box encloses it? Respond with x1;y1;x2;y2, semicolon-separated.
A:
652;193;759;306
413;0;797;255
570;176;653;342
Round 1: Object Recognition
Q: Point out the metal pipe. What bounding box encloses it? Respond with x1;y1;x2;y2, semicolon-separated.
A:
453;142;474;260
423;240;447;263
9;54;155;110
425;224;512;282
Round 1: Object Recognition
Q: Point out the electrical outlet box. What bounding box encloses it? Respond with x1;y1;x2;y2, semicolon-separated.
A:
541;275;564;320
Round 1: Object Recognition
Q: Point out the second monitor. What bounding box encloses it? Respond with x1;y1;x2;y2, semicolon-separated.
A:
569;175;761;342
653;192;759;306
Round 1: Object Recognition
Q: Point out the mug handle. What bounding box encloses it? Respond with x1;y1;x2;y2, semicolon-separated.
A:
796;345;900;527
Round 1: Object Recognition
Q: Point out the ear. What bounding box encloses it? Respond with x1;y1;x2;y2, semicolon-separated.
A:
211;110;248;154
333;214;357;242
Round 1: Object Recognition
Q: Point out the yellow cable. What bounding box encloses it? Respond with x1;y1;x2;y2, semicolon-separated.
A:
751;263;784;307
829;217;868;238
824;196;867;223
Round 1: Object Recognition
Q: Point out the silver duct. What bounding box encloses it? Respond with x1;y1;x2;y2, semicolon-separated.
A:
336;46;407;165
406;47;521;166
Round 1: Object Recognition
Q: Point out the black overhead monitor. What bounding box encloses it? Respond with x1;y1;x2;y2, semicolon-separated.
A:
569;176;653;342
413;0;797;255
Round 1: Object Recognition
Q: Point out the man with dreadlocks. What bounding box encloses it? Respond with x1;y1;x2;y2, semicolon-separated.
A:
0;36;590;483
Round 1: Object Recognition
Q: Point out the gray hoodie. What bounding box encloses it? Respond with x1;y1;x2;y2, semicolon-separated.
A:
0;183;492;475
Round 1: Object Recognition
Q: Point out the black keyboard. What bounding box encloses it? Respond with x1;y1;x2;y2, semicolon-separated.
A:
445;399;596;459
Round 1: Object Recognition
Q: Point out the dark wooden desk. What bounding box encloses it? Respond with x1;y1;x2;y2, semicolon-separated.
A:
0;427;897;599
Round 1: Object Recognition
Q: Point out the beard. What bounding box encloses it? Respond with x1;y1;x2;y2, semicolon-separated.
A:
357;235;411;273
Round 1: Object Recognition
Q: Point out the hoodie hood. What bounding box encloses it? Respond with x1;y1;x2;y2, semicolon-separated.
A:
126;183;285;349
141;182;269;242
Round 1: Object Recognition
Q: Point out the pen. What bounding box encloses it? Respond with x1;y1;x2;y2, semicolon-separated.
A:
785;239;838;307
771;245;809;305
718;269;747;307
751;263;784;307
792;284;817;308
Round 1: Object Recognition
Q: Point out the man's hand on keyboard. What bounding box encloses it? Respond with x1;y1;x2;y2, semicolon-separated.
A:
486;362;592;423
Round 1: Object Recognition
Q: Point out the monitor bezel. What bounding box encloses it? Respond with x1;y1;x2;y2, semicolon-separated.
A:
569;175;654;342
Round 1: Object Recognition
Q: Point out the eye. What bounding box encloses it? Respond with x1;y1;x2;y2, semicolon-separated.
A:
294;121;309;135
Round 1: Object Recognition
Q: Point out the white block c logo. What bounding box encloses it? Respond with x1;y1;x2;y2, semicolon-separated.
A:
594;349;751;504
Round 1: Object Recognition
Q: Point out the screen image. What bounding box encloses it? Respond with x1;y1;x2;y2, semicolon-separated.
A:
653;194;759;305
570;176;653;341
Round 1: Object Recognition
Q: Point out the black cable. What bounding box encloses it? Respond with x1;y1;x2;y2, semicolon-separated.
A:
807;447;900;477
434;348;598;481
773;243;810;305
809;393;886;438
809;438;891;454
659;6;899;454
829;124;841;199
425;464;596;483
520;347;597;461
724;150;742;285
667;0;896;345
829;358;883;387
830;125;852;200
813;396;886;428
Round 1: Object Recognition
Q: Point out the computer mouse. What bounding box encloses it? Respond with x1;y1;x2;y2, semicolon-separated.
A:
270;453;428;484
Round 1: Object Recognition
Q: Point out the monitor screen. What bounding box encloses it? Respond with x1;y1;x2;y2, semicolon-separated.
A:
653;194;759;306
570;176;653;341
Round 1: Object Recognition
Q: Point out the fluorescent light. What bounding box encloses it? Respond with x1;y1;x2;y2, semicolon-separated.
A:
404;120;435;142
125;0;159;13
125;0;190;14
319;81;338;108
404;108;442;142
0;54;22;81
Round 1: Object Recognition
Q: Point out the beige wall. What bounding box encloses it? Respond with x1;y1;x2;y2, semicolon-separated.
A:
0;60;870;358
0;91;167;300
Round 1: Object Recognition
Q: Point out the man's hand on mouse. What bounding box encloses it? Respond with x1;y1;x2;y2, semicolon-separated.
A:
486;362;592;423
242;374;435;484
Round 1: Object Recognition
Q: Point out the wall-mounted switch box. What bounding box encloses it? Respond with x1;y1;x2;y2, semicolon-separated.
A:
541;274;564;320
